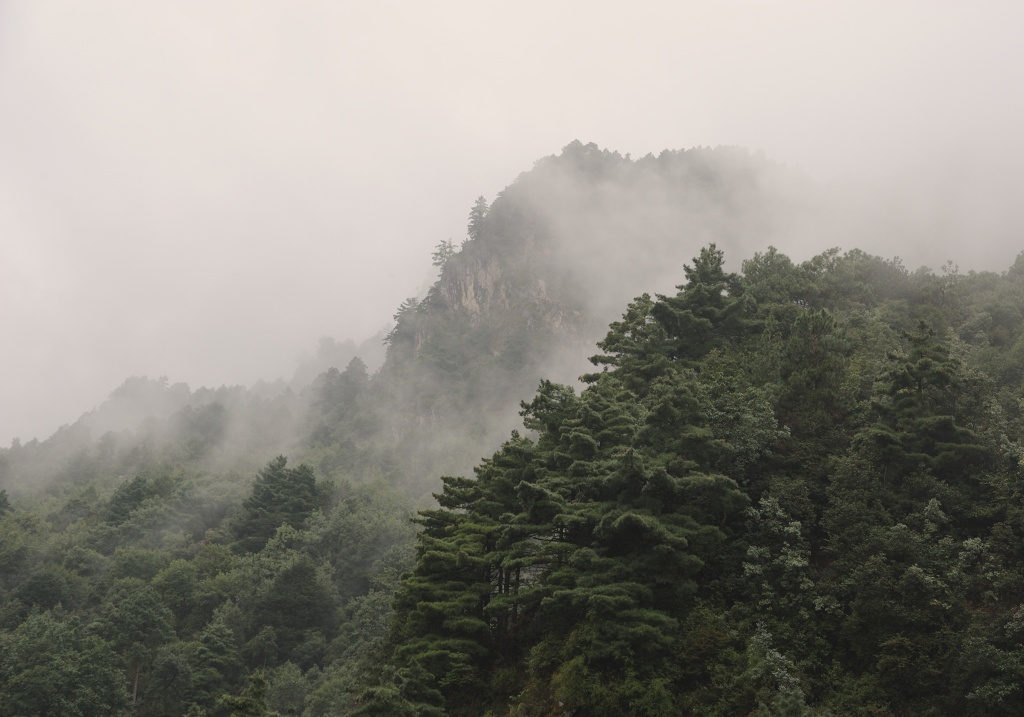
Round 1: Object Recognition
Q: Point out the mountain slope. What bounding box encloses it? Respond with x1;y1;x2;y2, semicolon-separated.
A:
367;141;815;488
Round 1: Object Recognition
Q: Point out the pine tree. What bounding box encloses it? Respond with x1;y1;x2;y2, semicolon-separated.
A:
858;322;988;482
431;240;456;268
382;365;750;714
233;458;322;552
467;196;489;243
652;244;756;364
253;557;337;661
585;293;673;394
192;616;243;710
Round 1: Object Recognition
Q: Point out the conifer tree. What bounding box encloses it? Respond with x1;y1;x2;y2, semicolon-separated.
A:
858;321;988;482
233;457;321;552
466;196;489;243
192;615;244;711
652;243;755;363
586;294;673;394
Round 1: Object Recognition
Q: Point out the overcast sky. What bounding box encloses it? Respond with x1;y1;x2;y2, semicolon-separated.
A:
2;1;1022;445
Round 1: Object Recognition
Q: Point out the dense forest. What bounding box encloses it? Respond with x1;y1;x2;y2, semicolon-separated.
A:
366;244;1024;716
2;143;1024;716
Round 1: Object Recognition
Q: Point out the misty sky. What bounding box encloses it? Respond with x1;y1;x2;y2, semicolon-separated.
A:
2;1;1023;445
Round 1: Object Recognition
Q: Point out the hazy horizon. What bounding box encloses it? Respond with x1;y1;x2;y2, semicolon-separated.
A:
2;1;1022;445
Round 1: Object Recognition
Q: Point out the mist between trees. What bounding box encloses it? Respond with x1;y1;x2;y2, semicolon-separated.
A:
2;142;1024;716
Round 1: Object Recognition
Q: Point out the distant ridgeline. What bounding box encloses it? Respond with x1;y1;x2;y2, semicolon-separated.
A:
1;142;1024;716
2;141;811;498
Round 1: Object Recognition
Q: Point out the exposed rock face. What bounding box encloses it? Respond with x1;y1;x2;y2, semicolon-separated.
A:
439;254;510;316
374;141;809;454
438;254;581;332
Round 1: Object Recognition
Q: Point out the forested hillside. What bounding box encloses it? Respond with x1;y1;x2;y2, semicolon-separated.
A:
2;143;810;501
363;245;1024;716
2;143;1023;716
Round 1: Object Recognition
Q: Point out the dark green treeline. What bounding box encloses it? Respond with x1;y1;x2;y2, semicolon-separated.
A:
2;195;1024;714
361;245;1024;716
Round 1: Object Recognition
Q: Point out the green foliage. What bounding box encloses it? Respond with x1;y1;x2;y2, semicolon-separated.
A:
0;610;130;716
106;475;159;525
381;286;759;713
5;172;1024;717
192;615;244;708
652;243;756;364
431;239;456;268
307;358;376;449
466;196;488;243
100;581;176;704
860;321;989;482
233;457;323;553
382;297;420;350
11;565;80;612
253;556;337;664
586;293;672;392
265;661;307;716
347;662;446;716
214;669;277;716
371;243;1024;716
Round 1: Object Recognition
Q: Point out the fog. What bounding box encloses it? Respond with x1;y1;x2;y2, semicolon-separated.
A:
2;1;1022;446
